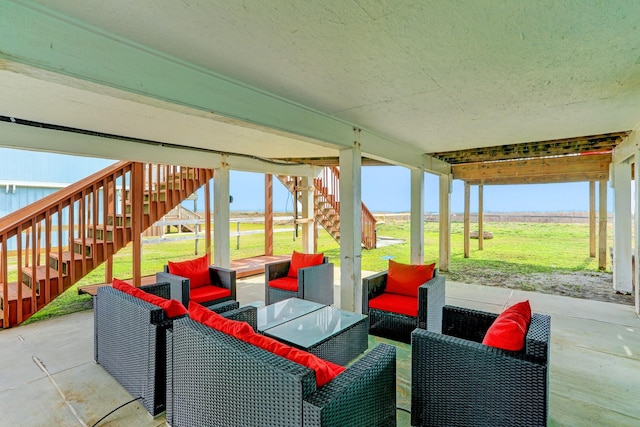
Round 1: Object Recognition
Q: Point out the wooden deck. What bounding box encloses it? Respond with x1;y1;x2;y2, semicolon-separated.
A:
78;254;290;296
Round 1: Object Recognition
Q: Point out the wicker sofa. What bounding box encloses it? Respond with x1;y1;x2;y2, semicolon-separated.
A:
265;256;334;305
410;305;551;427
361;269;445;344
166;315;397;427
94;282;252;417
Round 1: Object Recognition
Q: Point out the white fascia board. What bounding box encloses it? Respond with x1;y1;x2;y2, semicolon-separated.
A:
612;129;639;164
0;121;318;175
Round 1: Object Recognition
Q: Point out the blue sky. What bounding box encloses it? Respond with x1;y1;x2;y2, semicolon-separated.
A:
0;148;612;214
224;166;613;214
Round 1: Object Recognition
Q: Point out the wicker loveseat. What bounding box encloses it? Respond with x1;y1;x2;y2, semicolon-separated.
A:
166;313;397;427
94;281;251;417
265;253;334;305
411;305;551;427
362;264;445;344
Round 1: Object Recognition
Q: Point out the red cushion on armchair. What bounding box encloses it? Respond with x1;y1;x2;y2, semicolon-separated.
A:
189;285;231;304
268;276;299;292
167;254;210;289
385;260;435;298
368;292;419;317
287;251;324;278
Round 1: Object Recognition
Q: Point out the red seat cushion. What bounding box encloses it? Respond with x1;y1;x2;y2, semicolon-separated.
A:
112;278;187;318
287;251;324;278
368;292;419;317
167;254;210;289
268;276;299;292
189;285;231;304
385;260;435;298
482;300;532;351
188;302;345;387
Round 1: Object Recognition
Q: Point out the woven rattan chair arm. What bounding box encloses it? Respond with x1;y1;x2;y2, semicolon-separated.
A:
303;343;397;426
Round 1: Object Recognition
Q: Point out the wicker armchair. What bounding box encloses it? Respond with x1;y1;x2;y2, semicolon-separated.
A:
94;282;253;417
411;305;551;427
361;269;445;344
265;256;334;305
156;263;236;306
166;316;396;427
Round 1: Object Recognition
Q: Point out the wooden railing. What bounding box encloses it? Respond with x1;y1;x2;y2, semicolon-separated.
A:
315;167;377;249
0;161;212;327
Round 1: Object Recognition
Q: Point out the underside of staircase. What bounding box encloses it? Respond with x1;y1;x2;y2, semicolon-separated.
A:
277;166;377;250
0;161;213;328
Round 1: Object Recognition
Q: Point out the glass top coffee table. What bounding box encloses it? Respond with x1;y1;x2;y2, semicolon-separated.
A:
257;298;368;366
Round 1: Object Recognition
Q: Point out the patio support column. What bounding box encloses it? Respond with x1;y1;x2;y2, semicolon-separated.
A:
204;178;211;258
265;174;273;256
213;161;230;268
131;162;143;287
478;184;484;250
464;182;470;258
613;159;633;293
598;180;608;270
300;174;315;254
439;174;451;272
589;181;596;257
339;139;362;312
635;155;640;314
410;168;424;265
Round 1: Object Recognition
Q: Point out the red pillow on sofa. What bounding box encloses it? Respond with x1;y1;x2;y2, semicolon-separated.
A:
385;260;435;298
112;278;187;318
287;251;325;278
167;254;211;289
482;300;532;351
188;302;344;387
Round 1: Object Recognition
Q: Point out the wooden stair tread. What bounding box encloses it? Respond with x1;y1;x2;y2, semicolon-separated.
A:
1;282;34;301
49;251;93;261
21;265;62;280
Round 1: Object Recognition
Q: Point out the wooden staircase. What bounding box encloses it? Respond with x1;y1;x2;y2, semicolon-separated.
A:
0;161;213;328
277;167;377;250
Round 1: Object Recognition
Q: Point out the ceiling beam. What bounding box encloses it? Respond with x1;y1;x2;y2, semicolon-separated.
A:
0;120;319;176
0;1;428;170
453;153;611;185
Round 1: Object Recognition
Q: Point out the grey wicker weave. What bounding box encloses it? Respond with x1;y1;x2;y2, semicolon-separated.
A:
410;305;551;427
265;257;334;305
361;269;445;344
166;316;397;427
94;282;251;418
157;264;236;306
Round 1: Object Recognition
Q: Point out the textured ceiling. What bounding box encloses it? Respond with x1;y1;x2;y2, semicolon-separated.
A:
4;0;640;162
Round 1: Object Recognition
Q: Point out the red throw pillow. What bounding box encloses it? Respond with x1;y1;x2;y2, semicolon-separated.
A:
287;251;325;278
112;278;187;318
482;300;532;351
385;260;435;298
167;254;210;289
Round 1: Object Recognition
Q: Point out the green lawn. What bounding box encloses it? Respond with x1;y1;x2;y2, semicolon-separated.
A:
23;220;610;324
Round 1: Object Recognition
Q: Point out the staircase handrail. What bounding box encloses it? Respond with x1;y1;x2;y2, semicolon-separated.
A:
0;161;133;239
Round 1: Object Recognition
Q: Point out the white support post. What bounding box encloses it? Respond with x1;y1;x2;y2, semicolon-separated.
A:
339;141;362;312
635;154;640;314
613;160;633;293
439;174;452;272
213;162;231;268
410;169;425;265
300;175;316;253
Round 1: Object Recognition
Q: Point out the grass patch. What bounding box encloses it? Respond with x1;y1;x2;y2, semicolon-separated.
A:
23;220;611;324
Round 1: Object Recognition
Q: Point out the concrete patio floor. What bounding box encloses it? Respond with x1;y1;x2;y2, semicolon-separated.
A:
1;271;638;426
